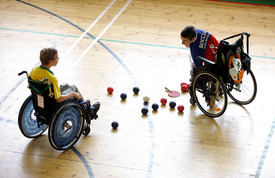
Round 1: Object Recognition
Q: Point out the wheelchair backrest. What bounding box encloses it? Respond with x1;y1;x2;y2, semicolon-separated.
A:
29;77;56;125
216;38;243;67
215;33;251;83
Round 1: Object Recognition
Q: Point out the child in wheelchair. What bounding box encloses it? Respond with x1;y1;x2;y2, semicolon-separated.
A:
29;47;100;119
18;48;101;149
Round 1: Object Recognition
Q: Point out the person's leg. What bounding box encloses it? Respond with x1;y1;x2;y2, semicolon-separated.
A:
60;84;100;118
60;84;84;101
59;83;70;93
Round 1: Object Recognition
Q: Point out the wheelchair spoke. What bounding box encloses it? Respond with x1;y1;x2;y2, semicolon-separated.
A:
192;71;227;117
227;70;257;105
49;102;84;150
18;96;48;138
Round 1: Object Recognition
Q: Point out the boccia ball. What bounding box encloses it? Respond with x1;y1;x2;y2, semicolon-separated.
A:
141;107;148;115
169;101;176;108
181;84;188;92
143;96;150;102
111;121;119;129
152;103;159;111
107;87;114;94
181;82;187;87
133;87;140;94
177;105;184;112
120;93;127;100
160;98;167;105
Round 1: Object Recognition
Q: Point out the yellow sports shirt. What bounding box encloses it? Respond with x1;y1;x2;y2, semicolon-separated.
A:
29;66;61;99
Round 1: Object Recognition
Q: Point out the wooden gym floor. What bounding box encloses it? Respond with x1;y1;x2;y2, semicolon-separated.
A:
0;0;275;177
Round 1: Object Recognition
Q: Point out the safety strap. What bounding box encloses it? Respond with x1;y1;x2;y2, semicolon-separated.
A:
29;79;52;94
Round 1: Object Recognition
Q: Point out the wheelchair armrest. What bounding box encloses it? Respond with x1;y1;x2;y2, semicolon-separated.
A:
197;56;215;65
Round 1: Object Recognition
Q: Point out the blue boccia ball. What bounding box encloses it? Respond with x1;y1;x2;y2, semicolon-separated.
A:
141;107;148;115
152;103;159;111
133;87;140;94
169;101;176;108
111;121;119;129
120;93;127;100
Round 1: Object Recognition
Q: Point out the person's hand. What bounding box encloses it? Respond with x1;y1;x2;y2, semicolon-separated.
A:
78;92;84;101
73;92;83;101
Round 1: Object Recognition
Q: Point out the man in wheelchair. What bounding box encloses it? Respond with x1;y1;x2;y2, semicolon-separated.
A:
29;47;100;121
179;26;255;117
180;25;219;68
180;25;220;104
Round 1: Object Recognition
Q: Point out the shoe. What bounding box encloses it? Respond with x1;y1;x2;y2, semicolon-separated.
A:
90;102;100;114
190;97;196;105
88;102;100;120
86;99;91;106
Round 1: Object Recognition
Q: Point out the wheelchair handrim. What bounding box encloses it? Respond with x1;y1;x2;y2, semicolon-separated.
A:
192;71;228;117
18;96;48;138
49;102;84;150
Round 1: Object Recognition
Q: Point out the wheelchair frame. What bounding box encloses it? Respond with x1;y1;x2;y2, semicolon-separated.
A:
190;32;257;117
18;71;94;150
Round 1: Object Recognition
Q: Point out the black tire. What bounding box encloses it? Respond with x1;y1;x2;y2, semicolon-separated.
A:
18;96;48;138
48;102;84;150
83;127;91;135
227;70;257;105
192;71;228;117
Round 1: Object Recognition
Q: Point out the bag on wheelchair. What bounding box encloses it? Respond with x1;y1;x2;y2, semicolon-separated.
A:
216;33;251;84
29;77;56;126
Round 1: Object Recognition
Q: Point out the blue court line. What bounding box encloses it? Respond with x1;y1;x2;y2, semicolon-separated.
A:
0;115;95;178
72;147;94;178
1;27;275;60
255;117;275;177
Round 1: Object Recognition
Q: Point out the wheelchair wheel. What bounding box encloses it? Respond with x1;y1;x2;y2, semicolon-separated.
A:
18;96;48;138
192;71;228;117
227;70;257;105
48;102;84;150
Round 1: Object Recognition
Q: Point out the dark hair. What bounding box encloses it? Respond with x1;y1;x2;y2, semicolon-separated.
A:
180;26;196;40
40;48;58;65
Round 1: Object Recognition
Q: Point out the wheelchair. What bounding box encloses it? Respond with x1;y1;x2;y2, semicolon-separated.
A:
189;32;257;117
18;71;97;150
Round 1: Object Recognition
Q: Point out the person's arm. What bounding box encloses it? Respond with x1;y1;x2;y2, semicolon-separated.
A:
205;34;219;63
56;91;82;103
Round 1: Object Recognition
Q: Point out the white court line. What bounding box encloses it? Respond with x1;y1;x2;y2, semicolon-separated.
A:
72;0;132;67
63;0;116;58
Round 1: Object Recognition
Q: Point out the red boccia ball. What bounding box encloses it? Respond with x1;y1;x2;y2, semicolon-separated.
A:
181;84;188;92
181;82;187;87
177;105;184;112
160;98;167;105
107;87;114;94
